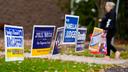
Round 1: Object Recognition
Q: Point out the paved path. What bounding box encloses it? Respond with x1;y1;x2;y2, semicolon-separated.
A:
25;53;128;64
0;52;128;64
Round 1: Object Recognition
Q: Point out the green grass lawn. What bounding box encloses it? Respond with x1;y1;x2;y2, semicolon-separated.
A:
0;58;109;72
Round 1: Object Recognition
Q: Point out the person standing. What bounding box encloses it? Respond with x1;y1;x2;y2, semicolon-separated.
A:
100;1;120;60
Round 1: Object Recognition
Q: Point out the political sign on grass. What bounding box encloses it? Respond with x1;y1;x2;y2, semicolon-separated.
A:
52;27;64;55
89;27;107;54
4;25;24;62
63;15;79;44
31;25;55;56
75;28;87;52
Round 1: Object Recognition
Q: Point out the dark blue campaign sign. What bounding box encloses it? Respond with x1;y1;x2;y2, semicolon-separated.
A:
63;15;79;44
52;27;63;55
32;26;55;49
76;28;87;52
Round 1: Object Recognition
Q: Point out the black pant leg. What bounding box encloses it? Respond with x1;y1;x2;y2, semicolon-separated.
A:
106;36;111;56
106;33;117;56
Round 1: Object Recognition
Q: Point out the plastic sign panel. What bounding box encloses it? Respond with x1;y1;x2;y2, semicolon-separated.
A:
31;25;55;56
52;27;64;55
75;28;87;52
63;15;79;44
89;27;107;54
4;25;24;62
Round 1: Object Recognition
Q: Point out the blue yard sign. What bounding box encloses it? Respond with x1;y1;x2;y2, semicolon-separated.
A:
52;27;64;55
4;25;24;62
75;28;87;52
63;15;79;44
31;25;55;56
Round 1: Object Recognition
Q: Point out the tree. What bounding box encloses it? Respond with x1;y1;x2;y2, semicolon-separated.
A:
95;0;107;18
73;0;98;40
72;0;128;41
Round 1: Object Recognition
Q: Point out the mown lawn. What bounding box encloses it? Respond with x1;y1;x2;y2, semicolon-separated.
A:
0;58;108;72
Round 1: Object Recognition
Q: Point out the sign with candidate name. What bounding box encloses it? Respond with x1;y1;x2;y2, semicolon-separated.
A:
63;15;79;44
31;25;55;56
89;27;107;54
76;28;87;52
52;27;64;55
4;25;24;62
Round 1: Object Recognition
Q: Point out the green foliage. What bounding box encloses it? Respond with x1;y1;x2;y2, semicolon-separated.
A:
74;0;97;25
73;0;128;40
116;0;128;40
73;0;98;40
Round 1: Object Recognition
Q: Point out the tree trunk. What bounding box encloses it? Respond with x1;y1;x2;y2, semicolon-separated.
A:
95;0;107;18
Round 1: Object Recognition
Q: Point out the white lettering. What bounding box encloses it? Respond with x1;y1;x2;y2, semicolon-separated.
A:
65;31;76;38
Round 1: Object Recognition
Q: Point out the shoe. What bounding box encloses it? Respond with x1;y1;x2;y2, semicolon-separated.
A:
115;51;120;59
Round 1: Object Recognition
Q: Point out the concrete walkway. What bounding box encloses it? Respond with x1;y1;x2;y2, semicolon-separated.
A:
0;52;128;64
25;53;128;64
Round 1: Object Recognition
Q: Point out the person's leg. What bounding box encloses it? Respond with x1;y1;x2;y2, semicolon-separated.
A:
106;36;112;56
109;39;117;53
105;33;116;60
107;32;118;53
104;36;111;60
106;33;120;59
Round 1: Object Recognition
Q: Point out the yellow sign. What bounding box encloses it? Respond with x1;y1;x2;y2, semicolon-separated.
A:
7;48;24;57
32;48;51;56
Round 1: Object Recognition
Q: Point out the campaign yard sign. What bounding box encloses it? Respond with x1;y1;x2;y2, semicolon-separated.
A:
31;25;55;56
4;25;24;62
52;27;64;55
76;28;87;52
89;27;107;54
63;15;79;44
